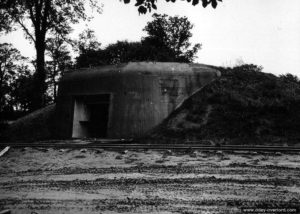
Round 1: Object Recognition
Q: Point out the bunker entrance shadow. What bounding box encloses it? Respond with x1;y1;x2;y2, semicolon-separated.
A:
72;94;111;138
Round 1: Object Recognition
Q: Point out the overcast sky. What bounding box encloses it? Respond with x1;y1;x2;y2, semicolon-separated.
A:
1;0;300;77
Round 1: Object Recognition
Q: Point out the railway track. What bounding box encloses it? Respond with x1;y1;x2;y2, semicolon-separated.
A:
2;142;300;152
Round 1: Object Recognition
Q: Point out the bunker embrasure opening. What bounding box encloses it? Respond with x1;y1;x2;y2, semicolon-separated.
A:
72;94;111;138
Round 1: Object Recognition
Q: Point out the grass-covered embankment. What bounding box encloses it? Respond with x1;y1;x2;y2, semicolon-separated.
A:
149;64;300;145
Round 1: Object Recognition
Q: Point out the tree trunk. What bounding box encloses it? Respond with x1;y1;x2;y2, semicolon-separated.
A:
53;81;57;102
32;38;46;110
0;66;3;112
53;70;57;103
52;65;57;103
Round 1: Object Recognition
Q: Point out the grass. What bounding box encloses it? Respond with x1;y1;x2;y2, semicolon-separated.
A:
0;104;56;144
148;64;300;145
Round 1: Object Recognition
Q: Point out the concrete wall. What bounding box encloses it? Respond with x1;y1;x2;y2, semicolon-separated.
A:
72;99;90;138
55;62;220;139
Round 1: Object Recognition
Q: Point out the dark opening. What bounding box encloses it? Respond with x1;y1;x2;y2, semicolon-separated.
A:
75;94;111;138
87;103;110;137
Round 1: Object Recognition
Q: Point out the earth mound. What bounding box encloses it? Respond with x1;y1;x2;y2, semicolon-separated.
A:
147;64;300;146
1;104;56;143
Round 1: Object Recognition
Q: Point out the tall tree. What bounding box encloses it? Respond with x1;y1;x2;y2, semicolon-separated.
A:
76;29;101;55
75;29;102;68
9;66;34;113
122;0;222;14
0;43;32;117
46;34;72;103
0;0;102;109
0;43;25;112
76;14;200;67
143;13;201;62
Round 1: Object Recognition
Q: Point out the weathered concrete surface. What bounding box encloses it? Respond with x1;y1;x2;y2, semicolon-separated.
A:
55;62;220;139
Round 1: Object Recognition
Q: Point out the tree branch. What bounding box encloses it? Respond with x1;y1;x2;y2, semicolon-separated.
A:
16;18;36;43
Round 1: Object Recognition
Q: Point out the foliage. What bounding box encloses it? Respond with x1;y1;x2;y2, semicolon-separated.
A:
105;40;180;64
0;43;32;117
46;34;72;103
0;0;102;109
76;14;200;67
0;0;102;38
279;73;300;84
10;70;35;113
75;28;103;67
0;43;20;112
151;64;300;145
76;40;183;67
143;13;201;62
76;29;101;55
121;0;223;14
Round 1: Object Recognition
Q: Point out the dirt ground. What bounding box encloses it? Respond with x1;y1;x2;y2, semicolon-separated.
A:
0;145;300;214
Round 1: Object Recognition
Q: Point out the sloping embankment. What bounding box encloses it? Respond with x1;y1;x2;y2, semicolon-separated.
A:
1;104;56;144
146;65;300;146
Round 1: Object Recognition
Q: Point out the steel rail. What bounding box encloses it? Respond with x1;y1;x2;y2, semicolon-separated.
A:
3;143;297;148
2;143;300;152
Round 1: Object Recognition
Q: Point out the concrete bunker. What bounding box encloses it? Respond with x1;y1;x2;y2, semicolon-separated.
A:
55;62;220;139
